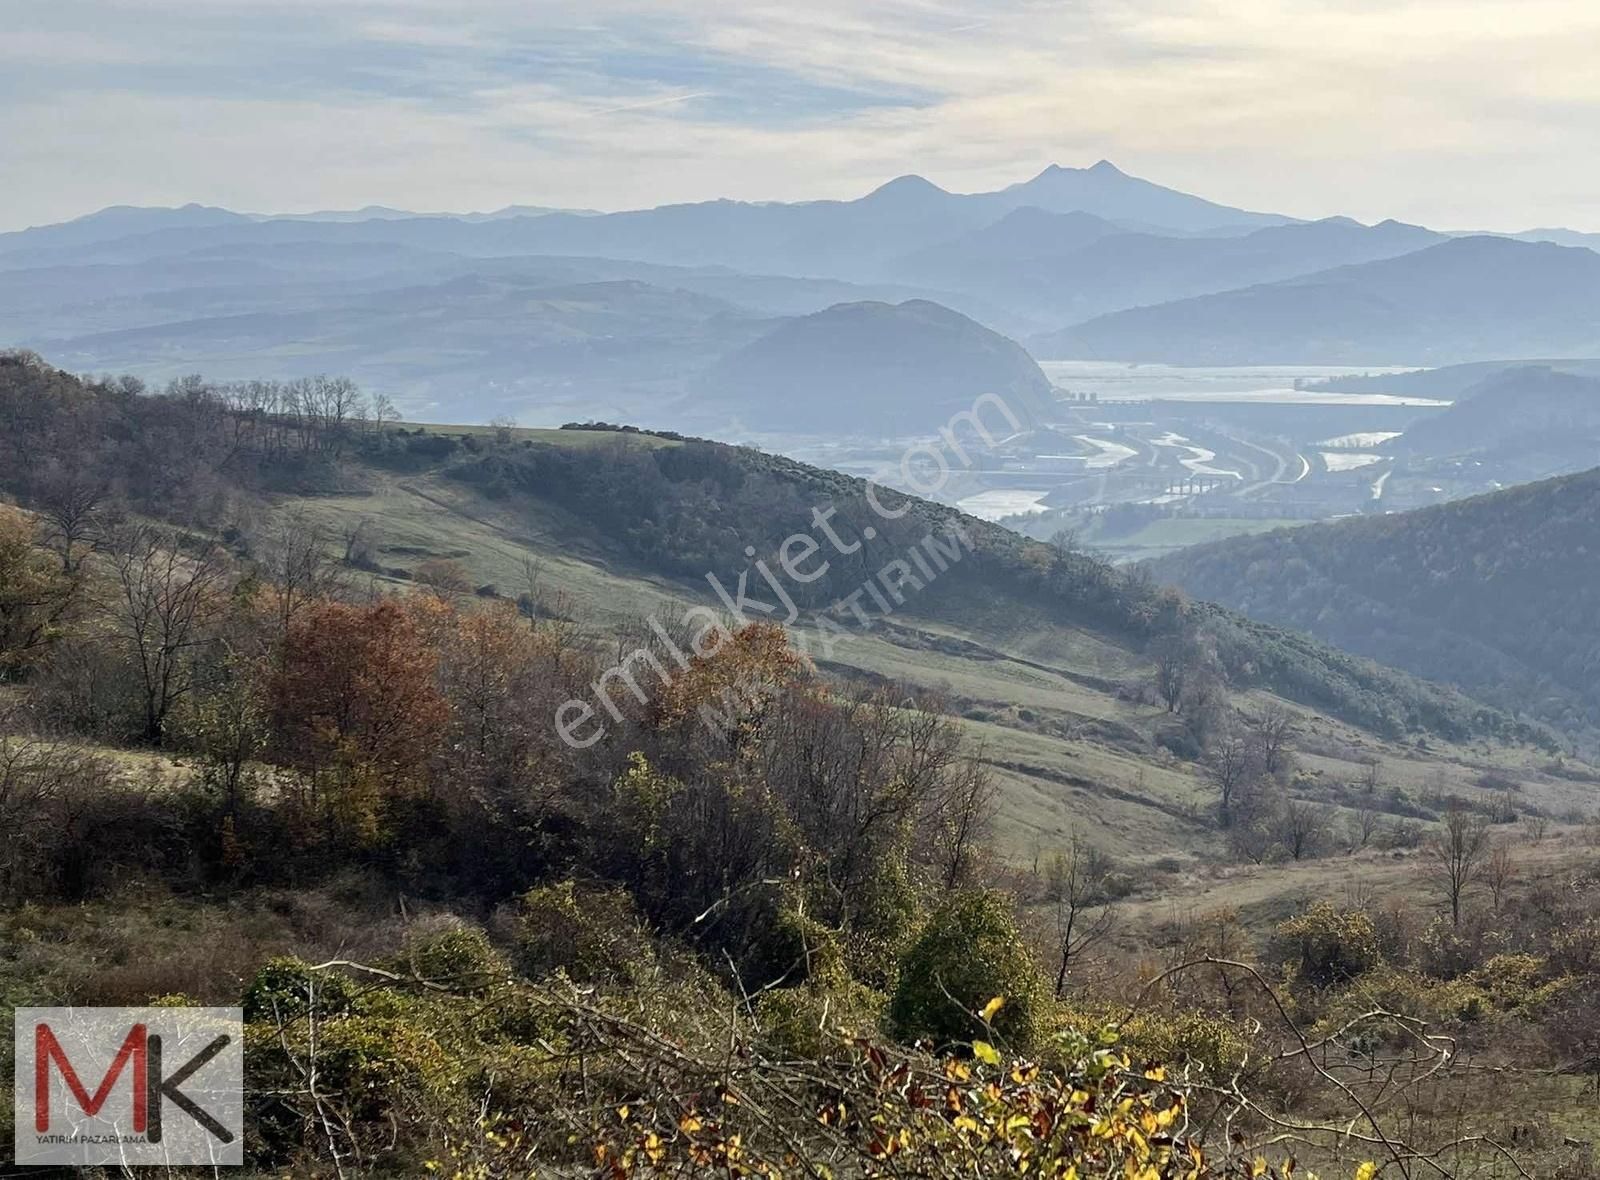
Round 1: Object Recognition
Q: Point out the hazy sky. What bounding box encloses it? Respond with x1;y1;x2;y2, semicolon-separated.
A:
6;0;1600;232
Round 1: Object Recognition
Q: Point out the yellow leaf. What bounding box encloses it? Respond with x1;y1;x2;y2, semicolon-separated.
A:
979;996;1006;1022
972;1039;1001;1066
1355;1165;1378;1180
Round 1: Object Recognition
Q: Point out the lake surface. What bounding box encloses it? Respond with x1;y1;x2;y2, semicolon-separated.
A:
1038;361;1449;406
957;489;1050;520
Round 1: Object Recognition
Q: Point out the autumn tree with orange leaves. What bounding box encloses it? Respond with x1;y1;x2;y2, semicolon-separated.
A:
270;597;449;842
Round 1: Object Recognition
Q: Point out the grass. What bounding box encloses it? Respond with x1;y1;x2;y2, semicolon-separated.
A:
263;457;1598;882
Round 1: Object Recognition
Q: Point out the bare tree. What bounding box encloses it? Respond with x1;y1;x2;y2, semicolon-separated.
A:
36;465;108;574
107;525;231;744
932;758;997;891
1045;833;1119;995
341;518;376;570
370;391;400;433
1427;807;1491;926
415;558;471;600
1204;719;1258;828
1349;802;1381;851
1484;839;1517;913
518;556;545;626
1049;527;1081;561
261;510;346;632
1150;632;1197;713
1274;796;1328;861
1245;701;1297;779
0;507;82;678
1228;819;1276;865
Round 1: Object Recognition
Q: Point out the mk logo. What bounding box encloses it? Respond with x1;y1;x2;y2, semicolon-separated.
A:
14;1007;243;1166
35;1022;235;1143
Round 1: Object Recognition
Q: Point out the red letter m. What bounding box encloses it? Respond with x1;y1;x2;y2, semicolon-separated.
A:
34;1023;148;1133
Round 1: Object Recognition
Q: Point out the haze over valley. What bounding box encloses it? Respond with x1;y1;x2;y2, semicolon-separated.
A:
10;161;1599;562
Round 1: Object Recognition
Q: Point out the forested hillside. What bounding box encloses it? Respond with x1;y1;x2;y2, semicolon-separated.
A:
698;298;1056;431
1152;468;1600;734
4;351;1595;1177
0;351;1528;747
1391;365;1600;461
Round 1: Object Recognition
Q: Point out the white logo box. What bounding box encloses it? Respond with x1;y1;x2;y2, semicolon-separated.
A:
14;1006;244;1167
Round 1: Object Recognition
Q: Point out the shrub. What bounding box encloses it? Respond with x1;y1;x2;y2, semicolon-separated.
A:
511;881;656;985
1312;965;1487;1036
1274;902;1381;989
888;890;1049;1051
1074;1007;1251;1080
755;978;884;1059
242;955;357;1023
1470;953;1564;1013
392;920;508;992
743;892;846;987
244;1012;455;1168
1416;914;1507;980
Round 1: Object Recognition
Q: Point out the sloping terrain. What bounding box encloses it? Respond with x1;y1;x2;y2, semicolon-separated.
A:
1310;357;1600;398
903;215;1442;329
283;437;1567;862
1152;466;1600;733
1035;236;1600;364
1392;366;1600;461
0;352;1560;869
696;299;1056;433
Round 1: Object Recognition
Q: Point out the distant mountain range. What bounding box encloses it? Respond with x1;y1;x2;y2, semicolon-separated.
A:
1151;465;1600;730
901;214;1444;329
1034;236;1600;363
252;204;601;224
5;162;1600;422
0;162;1287;276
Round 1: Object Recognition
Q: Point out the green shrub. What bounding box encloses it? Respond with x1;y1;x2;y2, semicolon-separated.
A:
1067;1007;1250;1080
1274;902;1381;989
393;920;508;992
243;1013;456;1168
756;978;885;1059
887;890;1049;1051
242;955;357;1023
744;893;846;987
512;880;655;985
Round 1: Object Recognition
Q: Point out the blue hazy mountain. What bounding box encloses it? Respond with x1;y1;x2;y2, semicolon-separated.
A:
698;299;1056;434
1035;236;1600;363
900;214;1443;327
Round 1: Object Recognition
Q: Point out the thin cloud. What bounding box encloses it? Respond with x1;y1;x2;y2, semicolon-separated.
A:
587;91;712;117
3;0;1600;231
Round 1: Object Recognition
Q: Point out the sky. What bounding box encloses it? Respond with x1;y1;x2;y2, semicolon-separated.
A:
5;0;1600;233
